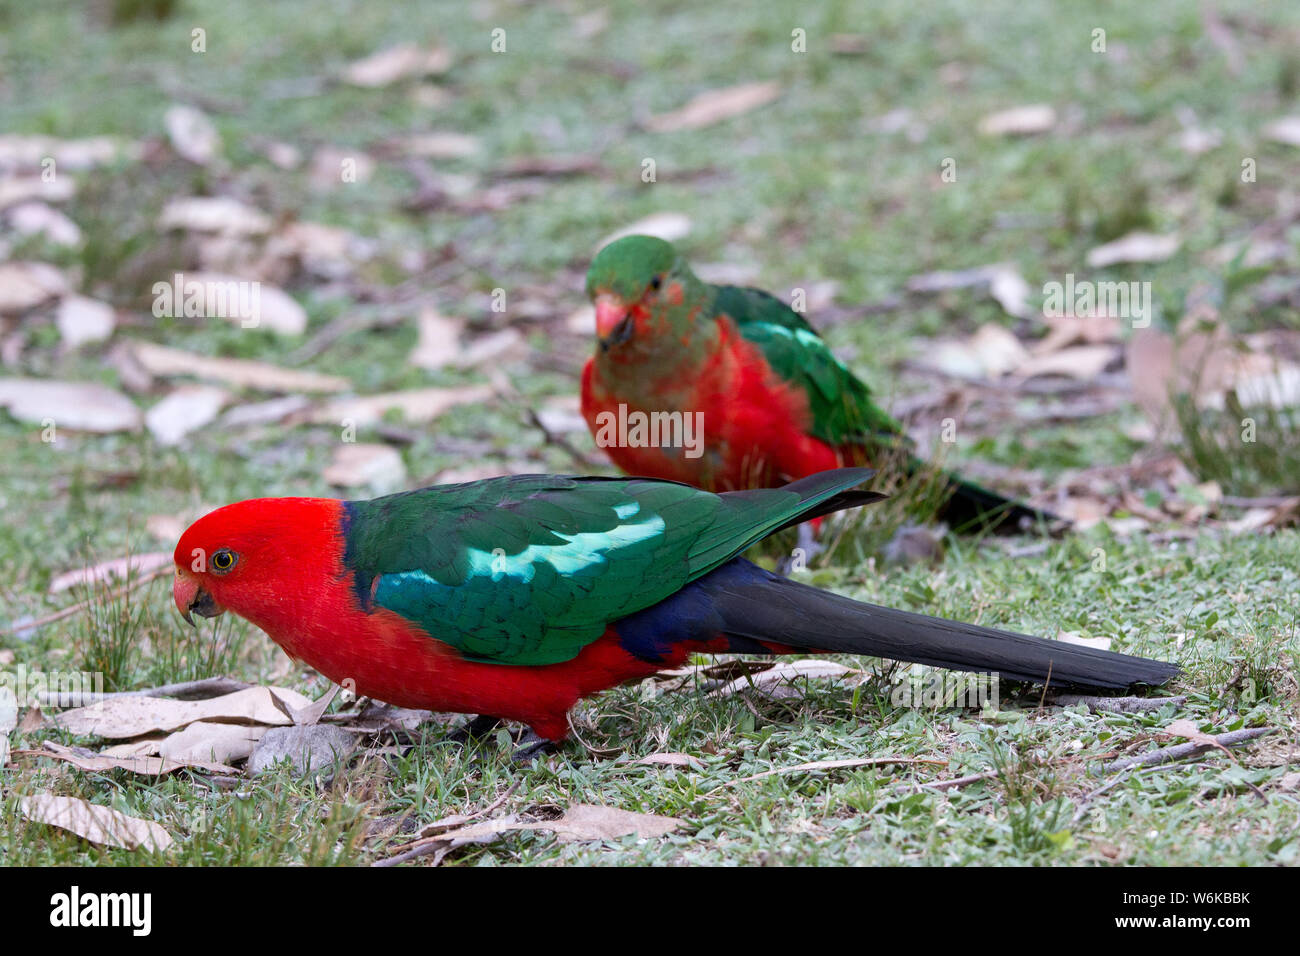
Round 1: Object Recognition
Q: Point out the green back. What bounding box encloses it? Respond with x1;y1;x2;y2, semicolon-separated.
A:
711;284;904;449
342;470;870;666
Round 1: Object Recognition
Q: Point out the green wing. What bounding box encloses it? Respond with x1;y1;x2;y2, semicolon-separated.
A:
712;284;904;449
342;470;871;666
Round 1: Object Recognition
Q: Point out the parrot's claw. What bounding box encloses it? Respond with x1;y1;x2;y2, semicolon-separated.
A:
442;714;503;745
511;730;558;764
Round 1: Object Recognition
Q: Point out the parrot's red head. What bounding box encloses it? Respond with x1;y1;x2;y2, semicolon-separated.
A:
172;496;345;630
585;234;703;353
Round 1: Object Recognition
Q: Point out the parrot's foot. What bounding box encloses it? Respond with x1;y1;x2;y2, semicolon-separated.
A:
511;730;559;764
442;714;503;745
776;523;823;576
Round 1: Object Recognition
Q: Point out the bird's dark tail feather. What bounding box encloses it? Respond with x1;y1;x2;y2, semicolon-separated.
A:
936;471;1063;535
700;560;1177;690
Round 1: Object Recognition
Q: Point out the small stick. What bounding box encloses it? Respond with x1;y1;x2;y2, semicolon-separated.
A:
1220;494;1300;508
375;781;522;866
489;371;604;471
1099;726;1277;774
1;565;171;637
1054;694;1187;715
524;407;605;471
916;769;1001;792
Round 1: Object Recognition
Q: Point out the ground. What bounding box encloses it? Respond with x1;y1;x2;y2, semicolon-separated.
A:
0;1;1297;865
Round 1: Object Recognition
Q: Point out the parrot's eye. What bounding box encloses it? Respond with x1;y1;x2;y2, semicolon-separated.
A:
210;549;238;574
649;275;662;292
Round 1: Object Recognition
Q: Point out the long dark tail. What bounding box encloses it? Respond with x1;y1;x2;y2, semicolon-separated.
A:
937;472;1062;535
696;560;1178;689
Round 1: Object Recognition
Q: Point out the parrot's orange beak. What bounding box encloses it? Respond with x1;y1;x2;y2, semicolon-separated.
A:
173;569;223;626
594;295;633;348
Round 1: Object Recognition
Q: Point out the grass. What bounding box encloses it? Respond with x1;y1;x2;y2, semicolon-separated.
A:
1;0;1299;865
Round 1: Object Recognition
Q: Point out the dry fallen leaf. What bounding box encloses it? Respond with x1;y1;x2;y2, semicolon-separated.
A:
158;196;272;236
164;272;308;335
564;305;595;335
637;752;701;769
1262;116;1300;148
711;659;852;697
6;202;82;246
0;134;139;172
1225;498;1299;533
988;266;1032;318
130;341;350;393
978;104;1056;136
0;378;141;432
343;44;452;87
145;385;230;446
1032;312;1122;354
1012;344;1118;381
20;794;173;852
272;221;367;277
0;176;77;209
158;720;266;765
924;324;1030;380
907;263;1028;318
56;296;115;348
645;81;781;133
1164;719;1234;757
409;307;465;370
323;442;407;492
1086;232;1180;268
219;394;312;428
0;261;70;313
544;805;681;842
306;384;493;426
17;705;45;734
1052;496;1111;530
1219;359;1300;411
48;551;173;594
54;686;314;739
25;740;237;776
598;212;692;251
1057;631;1113;652
164;103;221;166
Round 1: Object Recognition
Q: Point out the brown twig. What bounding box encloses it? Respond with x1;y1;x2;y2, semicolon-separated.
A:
374;780;522;867
1099;727;1277;774
1053;694;1188;715
914;769;1002;792
524;407;605;471
489;371;604;471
